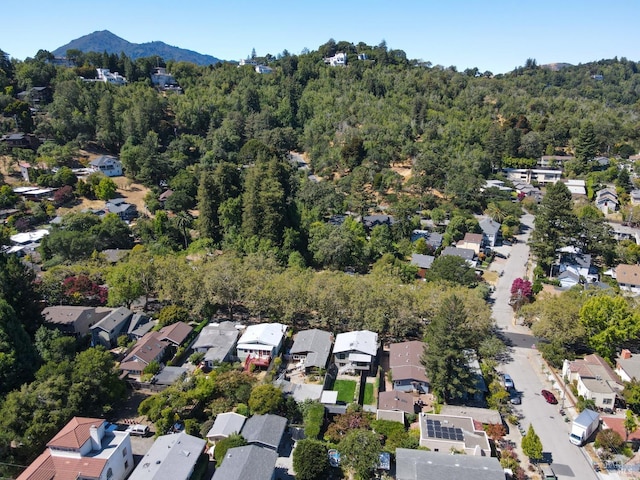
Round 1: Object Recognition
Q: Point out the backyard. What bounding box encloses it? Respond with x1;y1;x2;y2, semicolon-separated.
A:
333;379;357;403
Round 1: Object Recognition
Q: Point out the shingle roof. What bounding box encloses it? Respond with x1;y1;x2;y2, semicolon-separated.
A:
122;331;168;365
91;306;133;333
128;431;206;480
241;414;287;450
378;391;415;414
290;329;332;368
479;218;501;235
206;412;247;440
158;321;193;346
441;246;475;261
212;445;277;480
410;254;435;269
616;264;640;287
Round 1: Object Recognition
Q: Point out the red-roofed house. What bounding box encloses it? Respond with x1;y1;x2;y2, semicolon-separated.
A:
17;417;133;480
602;416;640;443
563;354;623;410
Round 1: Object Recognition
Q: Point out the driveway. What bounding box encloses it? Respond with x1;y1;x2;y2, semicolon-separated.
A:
491;214;601;479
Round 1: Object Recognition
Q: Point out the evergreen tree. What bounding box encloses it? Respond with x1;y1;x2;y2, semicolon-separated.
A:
421;294;477;403
529;181;578;275
521;424;543;462
574;122;598;173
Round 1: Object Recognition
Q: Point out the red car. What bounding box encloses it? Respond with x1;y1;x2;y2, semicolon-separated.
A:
541;389;557;404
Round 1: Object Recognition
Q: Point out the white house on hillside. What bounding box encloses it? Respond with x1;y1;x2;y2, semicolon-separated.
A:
90;155;123;177
236;323;287;363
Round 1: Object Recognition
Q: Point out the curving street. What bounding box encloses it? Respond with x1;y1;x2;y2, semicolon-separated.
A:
490;213;601;479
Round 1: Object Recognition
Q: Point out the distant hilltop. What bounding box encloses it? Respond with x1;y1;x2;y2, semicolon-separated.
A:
52;30;221;66
540;62;573;71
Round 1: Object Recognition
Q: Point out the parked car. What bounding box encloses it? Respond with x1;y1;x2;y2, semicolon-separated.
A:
503;374;514;389
510;391;522;405
541;389;558;404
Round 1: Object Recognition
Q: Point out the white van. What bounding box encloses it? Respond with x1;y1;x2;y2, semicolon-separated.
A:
126;424;150;437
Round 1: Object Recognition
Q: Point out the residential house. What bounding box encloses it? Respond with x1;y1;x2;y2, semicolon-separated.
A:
630;189;640;206
255;65;273;74
512;181;542;202
538;155;574;169
563;354;623;410
362;214;395;231
42;305;111;337
325;52;347;66
478;218;501;247
558;269;581;289
602;416;640;444
0;132;39;149
206;412;247;444
439;406;502;427
212;445;277;480
564;179;587;196
503;168;562;185
378;390;416;415
595;187;619;214
119;331;169;377
482;179;512;192
157;321;193;347
158;189;174;206
241;414;287;451
127;431;206;480
333;330;379;374
236;322;287;366
389;340;429;393
96;68;127;85
557;247;599;284
396;448;504;480
105;198;138;221
90;155;123;177
411;229;443;250
616;349;640;382
607;222;640;244
192;321;240;367
17;417;134;480
17;86;52;106
150;67;178;88
289;329;333;373
457;232;483;255
614;264;640;294
152;366;188;387
418;413;491;456
440;246;476;267
411;253;435;278
91;307;134;348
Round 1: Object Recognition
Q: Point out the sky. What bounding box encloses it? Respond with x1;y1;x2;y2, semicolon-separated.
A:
1;0;639;74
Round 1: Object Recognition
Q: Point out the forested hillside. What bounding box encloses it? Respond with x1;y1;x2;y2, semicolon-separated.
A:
0;40;640;476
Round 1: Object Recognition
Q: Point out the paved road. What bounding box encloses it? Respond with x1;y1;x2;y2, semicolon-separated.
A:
490;214;601;480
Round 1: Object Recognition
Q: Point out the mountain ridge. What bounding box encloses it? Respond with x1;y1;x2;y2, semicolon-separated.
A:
52;30;221;66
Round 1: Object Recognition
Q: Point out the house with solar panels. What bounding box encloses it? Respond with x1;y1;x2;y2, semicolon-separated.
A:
418;413;491;456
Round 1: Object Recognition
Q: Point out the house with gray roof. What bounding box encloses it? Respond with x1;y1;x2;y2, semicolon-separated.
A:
105;198;138;221
212;445;277;480
440;246;476;267
127;431;205;480
42;305;111;337
241;414;287;451
411;254;435;279
192;321;240;367
396;448;504;480
478;218;501;247
206;412;247;443
411;230;443;250
290;329;332;373
389;341;429;393
90;155;122;177
90;307;134;348
152;366;188;386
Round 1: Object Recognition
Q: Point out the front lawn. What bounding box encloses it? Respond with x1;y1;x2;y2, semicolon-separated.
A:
333;379;357;403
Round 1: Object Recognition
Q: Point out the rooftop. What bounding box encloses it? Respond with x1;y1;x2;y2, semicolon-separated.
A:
396;448;504;480
333;330;378;356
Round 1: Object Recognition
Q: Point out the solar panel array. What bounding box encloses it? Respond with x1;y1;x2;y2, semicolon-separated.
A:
425;419;464;441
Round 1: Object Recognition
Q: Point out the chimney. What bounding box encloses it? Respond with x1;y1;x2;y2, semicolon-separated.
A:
89;424;102;450
622;349;632;360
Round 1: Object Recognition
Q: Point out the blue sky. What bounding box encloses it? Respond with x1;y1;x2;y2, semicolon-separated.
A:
1;0;638;74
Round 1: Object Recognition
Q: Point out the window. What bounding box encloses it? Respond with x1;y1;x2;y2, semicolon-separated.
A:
106;468;113;479
123;447;127;457
603;398;612;405
125;460;129;470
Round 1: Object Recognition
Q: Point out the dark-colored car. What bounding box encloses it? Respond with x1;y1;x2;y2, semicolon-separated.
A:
541;389;557;404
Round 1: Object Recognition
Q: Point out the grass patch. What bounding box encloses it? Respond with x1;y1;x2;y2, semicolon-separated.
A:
363;383;375;405
333;380;357;403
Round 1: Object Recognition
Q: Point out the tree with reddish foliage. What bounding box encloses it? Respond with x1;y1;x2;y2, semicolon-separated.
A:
62;275;108;306
485;423;506;441
53;185;75;206
324;405;372;443
510;277;532;311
